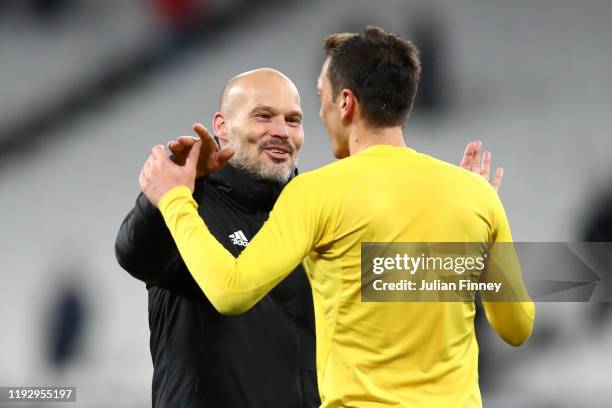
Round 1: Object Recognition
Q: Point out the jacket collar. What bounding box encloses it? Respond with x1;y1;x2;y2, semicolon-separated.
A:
206;164;294;212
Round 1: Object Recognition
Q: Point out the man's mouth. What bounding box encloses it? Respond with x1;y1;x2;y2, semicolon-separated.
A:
262;145;292;161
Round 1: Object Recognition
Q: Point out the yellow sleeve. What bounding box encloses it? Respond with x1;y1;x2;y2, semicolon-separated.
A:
482;192;536;347
158;175;323;315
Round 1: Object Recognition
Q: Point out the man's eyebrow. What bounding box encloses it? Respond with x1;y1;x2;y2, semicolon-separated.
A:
250;105;302;119
250;105;277;114
287;110;303;120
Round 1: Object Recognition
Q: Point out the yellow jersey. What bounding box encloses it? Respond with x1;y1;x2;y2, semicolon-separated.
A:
159;144;535;407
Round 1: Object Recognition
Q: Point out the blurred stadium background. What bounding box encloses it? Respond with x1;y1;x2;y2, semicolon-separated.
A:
1;0;611;406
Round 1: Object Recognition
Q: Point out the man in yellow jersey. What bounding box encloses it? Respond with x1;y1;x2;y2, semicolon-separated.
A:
139;26;534;408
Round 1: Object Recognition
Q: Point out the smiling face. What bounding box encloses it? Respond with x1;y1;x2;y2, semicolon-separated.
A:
214;69;304;184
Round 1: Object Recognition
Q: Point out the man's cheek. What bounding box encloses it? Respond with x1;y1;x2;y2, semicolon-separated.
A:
289;130;304;150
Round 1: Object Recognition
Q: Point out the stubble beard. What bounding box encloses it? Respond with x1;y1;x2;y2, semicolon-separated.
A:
227;137;297;185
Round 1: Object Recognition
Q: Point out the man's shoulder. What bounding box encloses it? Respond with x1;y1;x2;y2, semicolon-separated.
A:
280;162;346;200
413;151;498;196
293;157;354;182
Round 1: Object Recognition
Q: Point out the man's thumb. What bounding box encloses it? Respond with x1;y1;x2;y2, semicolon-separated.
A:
185;139;202;171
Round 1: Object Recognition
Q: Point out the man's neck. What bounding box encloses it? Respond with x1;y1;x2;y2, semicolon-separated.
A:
348;123;406;155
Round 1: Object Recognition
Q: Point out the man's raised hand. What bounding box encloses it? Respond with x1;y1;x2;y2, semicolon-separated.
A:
460;140;504;192
168;124;234;177
140;138;202;207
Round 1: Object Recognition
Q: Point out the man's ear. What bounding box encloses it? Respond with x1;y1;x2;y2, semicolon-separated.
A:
213;112;229;145
340;89;356;122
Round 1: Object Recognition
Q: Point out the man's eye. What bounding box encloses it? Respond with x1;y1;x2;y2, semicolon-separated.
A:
287;118;302;126
255;113;270;119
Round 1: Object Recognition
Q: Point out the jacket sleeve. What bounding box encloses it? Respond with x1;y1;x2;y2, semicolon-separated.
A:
115;191;179;285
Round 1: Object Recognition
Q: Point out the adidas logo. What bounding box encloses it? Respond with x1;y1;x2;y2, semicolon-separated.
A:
229;230;249;247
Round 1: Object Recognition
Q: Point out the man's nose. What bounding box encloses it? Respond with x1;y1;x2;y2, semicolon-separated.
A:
269;117;289;138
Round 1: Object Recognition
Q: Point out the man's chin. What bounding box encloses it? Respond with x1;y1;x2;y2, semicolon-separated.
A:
247;157;291;183
266;165;294;181
332;144;350;159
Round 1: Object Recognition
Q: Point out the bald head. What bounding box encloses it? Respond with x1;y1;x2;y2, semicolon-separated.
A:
219;68;300;115
211;67;304;184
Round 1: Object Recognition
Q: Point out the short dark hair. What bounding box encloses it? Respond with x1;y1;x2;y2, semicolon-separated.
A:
323;26;421;128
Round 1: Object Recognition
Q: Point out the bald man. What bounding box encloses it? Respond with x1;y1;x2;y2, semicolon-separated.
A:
116;68;500;407
115;69;319;408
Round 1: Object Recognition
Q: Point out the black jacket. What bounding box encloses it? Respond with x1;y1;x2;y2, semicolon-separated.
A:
115;165;319;408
